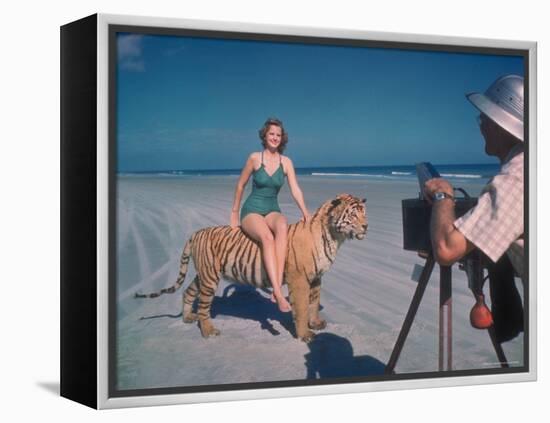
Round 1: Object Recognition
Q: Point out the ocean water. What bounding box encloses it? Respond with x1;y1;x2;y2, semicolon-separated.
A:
119;163;499;183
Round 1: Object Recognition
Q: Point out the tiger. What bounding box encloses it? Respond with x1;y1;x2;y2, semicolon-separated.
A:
135;193;368;342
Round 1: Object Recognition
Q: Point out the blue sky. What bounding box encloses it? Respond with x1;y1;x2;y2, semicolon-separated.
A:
116;32;524;172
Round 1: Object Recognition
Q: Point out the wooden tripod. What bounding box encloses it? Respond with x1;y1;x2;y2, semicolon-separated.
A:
385;252;509;374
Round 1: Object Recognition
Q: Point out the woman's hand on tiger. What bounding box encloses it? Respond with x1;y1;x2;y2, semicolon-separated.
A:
301;211;311;223
230;211;239;228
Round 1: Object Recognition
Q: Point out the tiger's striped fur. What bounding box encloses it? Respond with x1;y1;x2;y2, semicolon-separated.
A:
135;193;367;342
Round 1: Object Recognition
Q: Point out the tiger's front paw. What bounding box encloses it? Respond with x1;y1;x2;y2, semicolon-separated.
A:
299;330;315;343
309;319;327;331
183;312;198;323
199;320;221;338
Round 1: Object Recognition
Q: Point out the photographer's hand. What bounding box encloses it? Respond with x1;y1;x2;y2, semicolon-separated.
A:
424;178;454;204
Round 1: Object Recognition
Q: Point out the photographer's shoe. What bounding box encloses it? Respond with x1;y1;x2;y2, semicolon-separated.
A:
470;294;493;329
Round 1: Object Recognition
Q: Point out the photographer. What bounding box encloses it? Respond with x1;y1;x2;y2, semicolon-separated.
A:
424;75;524;284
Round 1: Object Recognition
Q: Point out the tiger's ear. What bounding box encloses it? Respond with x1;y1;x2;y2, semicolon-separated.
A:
361;198;367;203
331;198;342;207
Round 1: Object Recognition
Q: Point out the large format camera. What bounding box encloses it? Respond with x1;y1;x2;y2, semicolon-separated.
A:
401;162;477;252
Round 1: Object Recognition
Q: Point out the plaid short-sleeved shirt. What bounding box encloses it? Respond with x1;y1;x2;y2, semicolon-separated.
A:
454;144;524;280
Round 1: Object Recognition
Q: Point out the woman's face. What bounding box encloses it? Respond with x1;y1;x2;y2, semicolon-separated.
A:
265;125;282;150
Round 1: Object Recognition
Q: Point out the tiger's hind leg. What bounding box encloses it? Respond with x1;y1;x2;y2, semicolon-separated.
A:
308;277;327;331
182;275;200;323
197;271;222;338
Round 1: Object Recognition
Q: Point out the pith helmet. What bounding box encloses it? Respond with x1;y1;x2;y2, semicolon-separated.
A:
466;74;524;142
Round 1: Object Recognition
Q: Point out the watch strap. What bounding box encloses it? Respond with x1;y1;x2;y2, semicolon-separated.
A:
434;191;455;202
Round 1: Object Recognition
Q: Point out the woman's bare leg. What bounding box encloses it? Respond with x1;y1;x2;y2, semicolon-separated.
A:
241;213;291;312
265;212;289;304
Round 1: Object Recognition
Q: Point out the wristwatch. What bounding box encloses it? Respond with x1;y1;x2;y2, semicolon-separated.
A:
433;192;455;202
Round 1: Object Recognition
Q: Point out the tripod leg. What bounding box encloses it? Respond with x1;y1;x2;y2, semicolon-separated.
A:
385;255;435;374
488;326;510;368
439;265;452;371
466;252;507;366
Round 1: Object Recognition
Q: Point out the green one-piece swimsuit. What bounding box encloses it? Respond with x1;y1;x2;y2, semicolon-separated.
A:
240;152;285;221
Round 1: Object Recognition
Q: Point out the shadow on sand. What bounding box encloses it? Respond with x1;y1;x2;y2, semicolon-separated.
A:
138;285;386;378
305;332;386;379
139;284;296;337
211;284;296;336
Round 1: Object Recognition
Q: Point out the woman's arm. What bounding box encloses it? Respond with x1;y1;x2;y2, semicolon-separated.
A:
230;154;256;227
284;157;310;221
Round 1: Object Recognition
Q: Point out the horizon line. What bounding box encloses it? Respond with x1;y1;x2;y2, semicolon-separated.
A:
117;162;498;174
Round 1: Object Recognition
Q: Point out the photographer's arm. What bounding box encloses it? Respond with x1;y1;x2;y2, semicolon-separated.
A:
430;200;475;266
425;178;475;266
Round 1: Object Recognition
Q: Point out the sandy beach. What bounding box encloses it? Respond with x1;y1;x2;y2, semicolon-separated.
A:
115;174;524;391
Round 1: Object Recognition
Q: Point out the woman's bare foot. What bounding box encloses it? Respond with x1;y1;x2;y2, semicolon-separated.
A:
273;293;291;312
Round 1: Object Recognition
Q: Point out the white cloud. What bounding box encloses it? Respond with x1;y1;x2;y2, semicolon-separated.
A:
118;34;145;72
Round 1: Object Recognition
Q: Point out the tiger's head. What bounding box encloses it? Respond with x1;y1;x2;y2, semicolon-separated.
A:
326;193;368;240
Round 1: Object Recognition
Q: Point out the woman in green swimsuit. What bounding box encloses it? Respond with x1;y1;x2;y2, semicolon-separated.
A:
230;118;310;312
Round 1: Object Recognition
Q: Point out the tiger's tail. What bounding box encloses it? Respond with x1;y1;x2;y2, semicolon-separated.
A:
135;236;193;299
